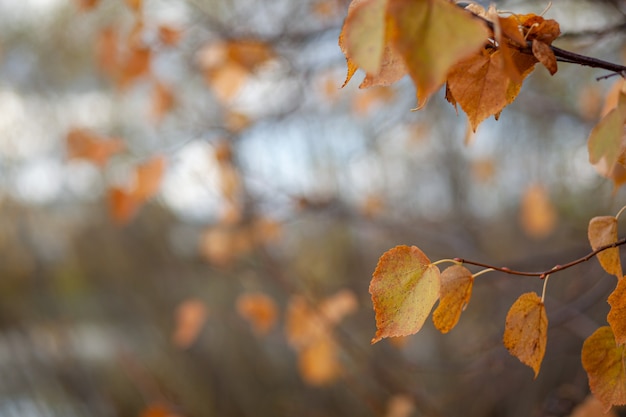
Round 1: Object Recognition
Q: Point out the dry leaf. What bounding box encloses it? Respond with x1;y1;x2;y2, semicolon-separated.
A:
432;265;474;334
568;395;618;417
298;335;342;385
588;216;622;279
607;276;626;345
503;292;548;378
581;326;626;412
370;245;440;343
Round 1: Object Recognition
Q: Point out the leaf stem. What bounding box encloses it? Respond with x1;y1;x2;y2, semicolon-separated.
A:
454;237;626;278
432;258;462;267
541;274;550;303
615;205;626;221
472;268;495;279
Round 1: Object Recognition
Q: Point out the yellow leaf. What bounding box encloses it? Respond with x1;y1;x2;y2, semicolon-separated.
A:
432;265;474;334
581;326;626;412
588;216;622;279
588;90;626;182
608;277;626;346
386;0;489;108
339;0;387;75
369;245;440;344
503;292;548;378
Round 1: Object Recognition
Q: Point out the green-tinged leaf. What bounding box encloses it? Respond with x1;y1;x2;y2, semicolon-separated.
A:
588;107;626;173
386;0;489;108
432;265;474;333
369;245;440;344
503;292;548;378
339;0;387;75
582;326;626;412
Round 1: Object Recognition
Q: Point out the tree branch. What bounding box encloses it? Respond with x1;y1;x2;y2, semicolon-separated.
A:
454;237;626;278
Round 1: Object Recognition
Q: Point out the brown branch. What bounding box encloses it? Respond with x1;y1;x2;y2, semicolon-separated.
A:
454;237;626;278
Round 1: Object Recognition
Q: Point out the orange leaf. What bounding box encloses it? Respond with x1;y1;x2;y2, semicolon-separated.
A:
235;292;278;336
581;326;626;412
285;295;325;349
151;81;175;121
320;289;358;324
108;187;140;225
588;216;623;279
297;335;342;385
158;25;182;46
503;292;548;378
446;46;536;131
172;299;208;349
520;183;557;239
386;0;489;108
125;0;141;12
117;45;151;89
369;245;440;344
384;394;415;417
608;277;626;346
133;155;166;201
66;128;125;166
432;265;474;334
96;27;119;77
75;0;99;12
568;394;618;417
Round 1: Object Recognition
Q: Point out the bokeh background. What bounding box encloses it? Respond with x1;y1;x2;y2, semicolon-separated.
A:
1;0;626;416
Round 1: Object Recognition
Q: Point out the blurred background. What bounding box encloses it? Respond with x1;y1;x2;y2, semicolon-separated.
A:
0;0;625;416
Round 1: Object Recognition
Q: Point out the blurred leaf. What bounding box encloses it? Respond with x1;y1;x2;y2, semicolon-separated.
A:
298;335;341;385
66;128;125;166
503;292;547;378
588;216;622;279
568;395;618;417
581;326;626;412
520;183;557;239
339;0;387;75
158;25;182;46
172;299;208;349
370;245;440;344
385;394;415;417
236;292;278;336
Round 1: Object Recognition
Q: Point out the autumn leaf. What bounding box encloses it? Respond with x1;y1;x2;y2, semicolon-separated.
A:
339;0;387;75
503;292;548;378
369;245;440;344
151;80;175;121
588;89;626;182
588;216;622;279
158;25;182;46
581;326;626;412
235;292;278;336
172;299;208;349
297;335;342;385
446;46;537;131
607;277;626;346
532;39;558;75
108;187;140;225
520;183;557;239
386;0;489;108
432;265;474;334
568;395;618;417
66;128;125;166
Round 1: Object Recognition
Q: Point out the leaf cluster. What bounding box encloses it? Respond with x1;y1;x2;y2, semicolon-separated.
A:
369;207;626;411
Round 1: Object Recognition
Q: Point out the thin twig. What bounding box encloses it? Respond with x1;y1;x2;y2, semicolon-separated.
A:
455;237;626;278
